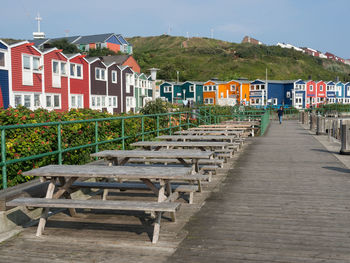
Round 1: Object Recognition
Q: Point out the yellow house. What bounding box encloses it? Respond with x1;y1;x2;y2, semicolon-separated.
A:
237;80;250;105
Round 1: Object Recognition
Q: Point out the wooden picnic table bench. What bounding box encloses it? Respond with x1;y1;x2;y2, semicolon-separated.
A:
157;135;240;144
91;149;214;173
8;165;207;243
130;141;230;152
174;130;243;136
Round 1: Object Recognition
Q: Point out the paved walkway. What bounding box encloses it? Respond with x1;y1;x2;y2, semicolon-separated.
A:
168;120;350;263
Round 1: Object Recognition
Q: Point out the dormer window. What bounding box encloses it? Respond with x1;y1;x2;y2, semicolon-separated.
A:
0;52;4;67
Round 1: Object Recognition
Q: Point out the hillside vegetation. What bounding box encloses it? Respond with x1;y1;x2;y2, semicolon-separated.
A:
128;35;350;82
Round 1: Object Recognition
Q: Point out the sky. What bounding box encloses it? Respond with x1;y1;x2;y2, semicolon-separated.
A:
1;0;349;58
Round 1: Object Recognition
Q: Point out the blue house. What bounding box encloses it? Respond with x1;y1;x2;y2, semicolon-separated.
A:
335;81;345;103
326;81;336;104
249;79;267;107
344;82;350;103
292;79;306;109
267;80;294;108
0;40;9;109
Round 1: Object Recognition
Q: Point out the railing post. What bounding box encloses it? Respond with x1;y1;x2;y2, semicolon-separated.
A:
95;121;99;153
1;129;7;189
340;122;350;155
122;119;125;150
57;123;62;165
156;115;160;137
169;114;172;135
187;112;190;129
141;116;145;141
179;113;182;131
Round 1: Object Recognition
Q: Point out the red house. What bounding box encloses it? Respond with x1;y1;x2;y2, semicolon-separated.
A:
42;48;69;112
306;80;316;108
66;53;90;109
9;41;44;110
316;80;326;106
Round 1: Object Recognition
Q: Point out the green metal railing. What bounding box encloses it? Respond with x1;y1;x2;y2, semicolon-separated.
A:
0;108;268;189
260;111;270;135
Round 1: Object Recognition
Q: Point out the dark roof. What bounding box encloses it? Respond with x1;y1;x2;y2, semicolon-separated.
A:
0;38;24;45
48;36;81;44
29;38;49;47
99;55;130;65
73;33;114;45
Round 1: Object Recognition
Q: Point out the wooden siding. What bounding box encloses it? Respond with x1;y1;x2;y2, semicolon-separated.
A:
11;43;42;93
90;60;107;96
43;51;69;111
107;64;122;113
69;56;90;108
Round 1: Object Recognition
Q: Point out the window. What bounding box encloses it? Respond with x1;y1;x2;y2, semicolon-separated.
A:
34;94;41;107
54;95;60;108
273;98;278;105
109;97;112;107
46;96;52;107
52;61;59;74
95;68;106;81
92;97;96;107
70;63;83;78
320;85;323;91
24;95;31;108
261;84;265;90
97;97;101;106
102;97;105;107
204;98;214;104
33;57;40;71
61;62;67;76
286;91;291;98
231;85;236;91
14;95;22;107
310;85;313;91
23;55;31;70
113;97;117;107
0;52;4;67
164;86;172;93
112;71;117;83
189;85;194;92
70;94;83;108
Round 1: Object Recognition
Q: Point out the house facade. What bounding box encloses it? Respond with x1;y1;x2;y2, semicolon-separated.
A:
9;41;44;110
105;62;122;114
335;82;345;103
203;80;219;105
159;82;175;103
88;58;108;112
122;66;135;112
43;48;69;112
316;81;326;107
216;80;237;106
306;80;316;108
249;79;267;107
292;80;306;109
326;81;336;104
66;53;90;109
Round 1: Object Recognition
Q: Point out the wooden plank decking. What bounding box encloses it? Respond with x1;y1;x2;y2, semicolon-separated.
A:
2;120;350;262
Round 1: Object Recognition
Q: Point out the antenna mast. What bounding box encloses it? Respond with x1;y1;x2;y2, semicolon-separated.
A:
33;12;45;39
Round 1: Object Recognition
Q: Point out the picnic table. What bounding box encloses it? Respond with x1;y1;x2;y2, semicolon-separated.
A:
130;141;230;152
157;135;238;144
175;130;243;136
8;165;205;243
199;124;253;128
91;149;214;173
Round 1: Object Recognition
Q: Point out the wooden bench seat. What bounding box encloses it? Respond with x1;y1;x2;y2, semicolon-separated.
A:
126;158;224;168
70;181;198;204
7;197;180;243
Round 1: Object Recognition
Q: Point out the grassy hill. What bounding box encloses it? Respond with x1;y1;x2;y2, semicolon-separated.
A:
128;35;350;82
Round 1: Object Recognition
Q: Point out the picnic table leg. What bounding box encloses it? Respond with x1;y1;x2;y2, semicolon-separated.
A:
36;178;56;236
165;181;176;222
152;212;162;244
157;179;167;202
56;177;78;217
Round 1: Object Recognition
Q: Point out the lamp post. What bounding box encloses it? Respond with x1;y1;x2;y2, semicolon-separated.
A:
148;68;159;100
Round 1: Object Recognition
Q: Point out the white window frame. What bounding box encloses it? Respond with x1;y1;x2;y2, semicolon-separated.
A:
310;85;313;91
13;92;42;109
319;84;323;92
189;85;194;92
286;91;291;98
0;50;6;69
70;94;84;109
45;94;61;109
95;68;106;81
70;63;83;79
164;86;172;93
230;85;236;92
112;70;117;83
91;95;107;109
204;98;214;105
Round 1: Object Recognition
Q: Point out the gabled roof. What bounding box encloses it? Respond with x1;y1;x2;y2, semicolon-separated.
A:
268;80;296;84
326;81;335;85
28;38;50;47
183;81;204;85
0;38;24;45
73;33;115;45
99;55;130;65
250;79;266;85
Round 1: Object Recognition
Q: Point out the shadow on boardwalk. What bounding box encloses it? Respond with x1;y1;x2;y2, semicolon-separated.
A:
168;120;350;263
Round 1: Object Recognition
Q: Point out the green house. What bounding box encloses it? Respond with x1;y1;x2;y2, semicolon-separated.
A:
134;73;153;112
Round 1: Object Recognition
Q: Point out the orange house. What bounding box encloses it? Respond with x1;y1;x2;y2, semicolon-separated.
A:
203;80;220;105
237;80;250;105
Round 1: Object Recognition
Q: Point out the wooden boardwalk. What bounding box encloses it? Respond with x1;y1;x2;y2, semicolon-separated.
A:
2;120;350;262
168;120;350;263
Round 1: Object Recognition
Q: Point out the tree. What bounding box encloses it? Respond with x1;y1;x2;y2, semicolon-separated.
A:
47;39;80;53
140;98;171;115
88;48;119;57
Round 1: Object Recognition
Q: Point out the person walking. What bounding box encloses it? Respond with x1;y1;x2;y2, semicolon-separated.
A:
277;106;284;124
